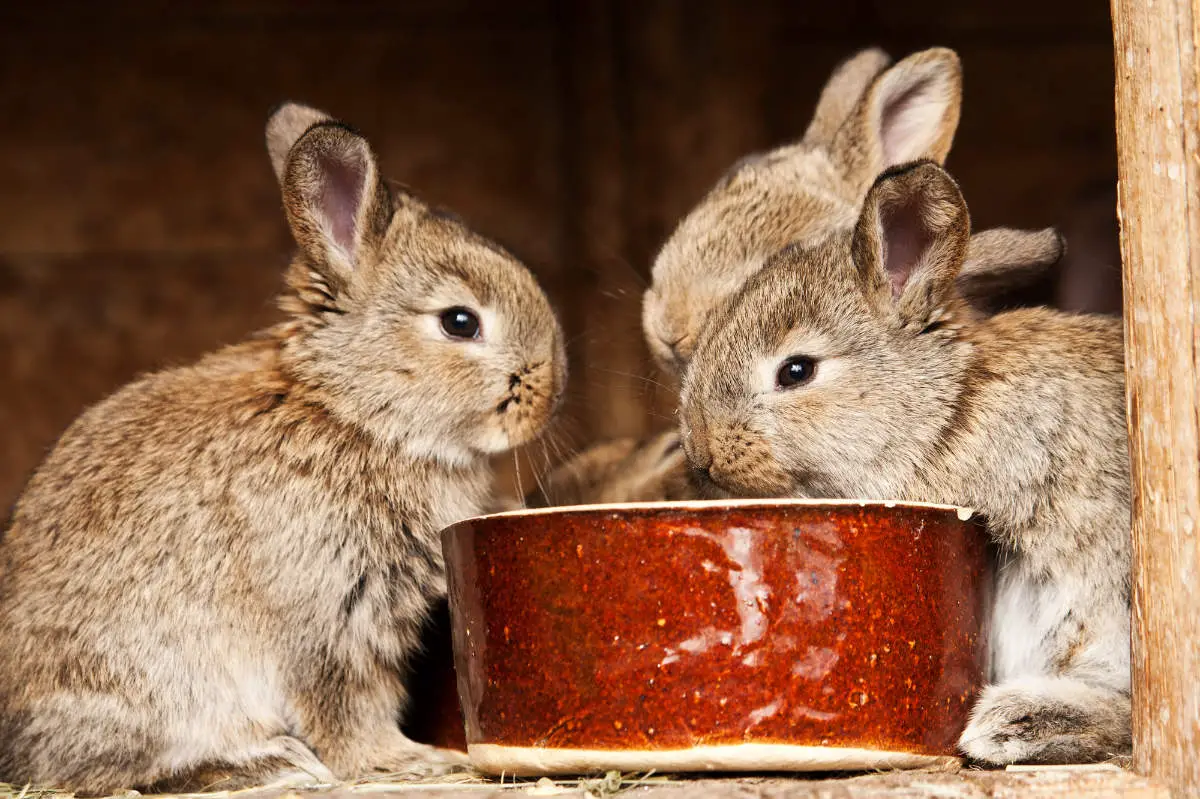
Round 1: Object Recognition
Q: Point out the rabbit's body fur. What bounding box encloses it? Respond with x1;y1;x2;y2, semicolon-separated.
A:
0;104;564;793
680;163;1130;764
524;429;691;507
0;335;485;790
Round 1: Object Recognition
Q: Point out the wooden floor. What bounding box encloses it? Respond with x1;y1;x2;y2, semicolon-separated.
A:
82;764;1160;799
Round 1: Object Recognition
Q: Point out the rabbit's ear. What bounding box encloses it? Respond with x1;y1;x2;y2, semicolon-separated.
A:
802;48;892;147
834;48;961;181
852;160;970;325
266;102;334;184
956;227;1066;305
278;120;393;297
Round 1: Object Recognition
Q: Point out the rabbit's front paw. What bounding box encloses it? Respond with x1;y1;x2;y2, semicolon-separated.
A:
336;733;470;781
959;677;1130;765
372;745;469;780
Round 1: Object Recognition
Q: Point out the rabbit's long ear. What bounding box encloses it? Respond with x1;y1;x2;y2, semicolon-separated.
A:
956;227;1066;306
277;118;393;304
833;48;961;184
852;160;970;326
802;48;892;147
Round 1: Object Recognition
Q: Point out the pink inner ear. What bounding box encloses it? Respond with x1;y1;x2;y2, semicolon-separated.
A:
879;77;945;167
317;150;366;254
880;197;932;297
880;83;923;165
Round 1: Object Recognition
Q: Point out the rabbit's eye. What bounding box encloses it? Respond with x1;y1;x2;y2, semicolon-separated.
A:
776;356;817;389
440;307;481;340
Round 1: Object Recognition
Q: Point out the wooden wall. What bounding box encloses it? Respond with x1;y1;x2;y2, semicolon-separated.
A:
0;0;1118;510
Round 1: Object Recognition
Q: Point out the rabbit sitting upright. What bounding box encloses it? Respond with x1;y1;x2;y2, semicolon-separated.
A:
0;103;565;793
678;160;1130;765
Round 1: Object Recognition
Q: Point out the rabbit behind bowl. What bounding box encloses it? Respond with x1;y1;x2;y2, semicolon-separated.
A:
546;47;1064;510
0;103;565;793
678;160;1130;765
542;222;1066;508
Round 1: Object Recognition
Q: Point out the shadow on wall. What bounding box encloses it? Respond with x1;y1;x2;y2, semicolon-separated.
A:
1057;183;1123;315
985;182;1122;316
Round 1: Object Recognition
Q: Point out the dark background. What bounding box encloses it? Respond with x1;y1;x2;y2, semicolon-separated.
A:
0;0;1121;509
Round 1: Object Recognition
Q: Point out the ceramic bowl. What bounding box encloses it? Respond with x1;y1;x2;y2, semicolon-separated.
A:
441;499;991;776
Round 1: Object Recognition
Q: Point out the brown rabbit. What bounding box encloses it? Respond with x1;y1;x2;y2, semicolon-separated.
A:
678;161;1130;765
545;220;1064;509
545;47;1061;511
0;103;565;793
643;46;1063;375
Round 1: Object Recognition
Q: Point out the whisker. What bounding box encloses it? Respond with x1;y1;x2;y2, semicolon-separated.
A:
591;247;651;289
585;367;674;392
512;448;526;510
546;427;582;468
530;439;554;505
545;427;578;466
562;330;596;349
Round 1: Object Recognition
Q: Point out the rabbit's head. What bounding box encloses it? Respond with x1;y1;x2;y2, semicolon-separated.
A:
266;104;565;466
679;161;1059;500
644;47;963;374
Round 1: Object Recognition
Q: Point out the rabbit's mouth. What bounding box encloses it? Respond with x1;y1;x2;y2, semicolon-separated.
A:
489;362;562;451
694;460;795;501
687;462;727;499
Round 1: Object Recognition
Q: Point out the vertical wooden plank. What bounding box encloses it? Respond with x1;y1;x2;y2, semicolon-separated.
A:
1111;0;1200;794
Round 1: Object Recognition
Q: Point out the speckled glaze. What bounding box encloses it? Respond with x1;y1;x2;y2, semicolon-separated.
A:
441;499;992;772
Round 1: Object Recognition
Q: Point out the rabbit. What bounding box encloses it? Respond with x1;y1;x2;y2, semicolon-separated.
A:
540;223;1065;509
523;428;693;508
548;47;1061;511
0;102;565;794
677;160;1130;766
643;46;1063;376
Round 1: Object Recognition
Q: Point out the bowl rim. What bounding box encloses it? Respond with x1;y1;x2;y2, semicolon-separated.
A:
450;497;977;525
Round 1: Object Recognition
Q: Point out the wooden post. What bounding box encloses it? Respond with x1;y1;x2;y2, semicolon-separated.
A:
1111;0;1200;794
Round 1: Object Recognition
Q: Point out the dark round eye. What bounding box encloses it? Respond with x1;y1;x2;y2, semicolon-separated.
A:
776;356;817;389
439;307;481;340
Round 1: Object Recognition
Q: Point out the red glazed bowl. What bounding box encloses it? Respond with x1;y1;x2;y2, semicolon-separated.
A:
442;499;991;776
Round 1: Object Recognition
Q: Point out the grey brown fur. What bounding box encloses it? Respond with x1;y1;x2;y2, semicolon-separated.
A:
644;47;970;375
0;103;565;793
561;47;1063;509
525;429;691;508
679;161;1130;765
